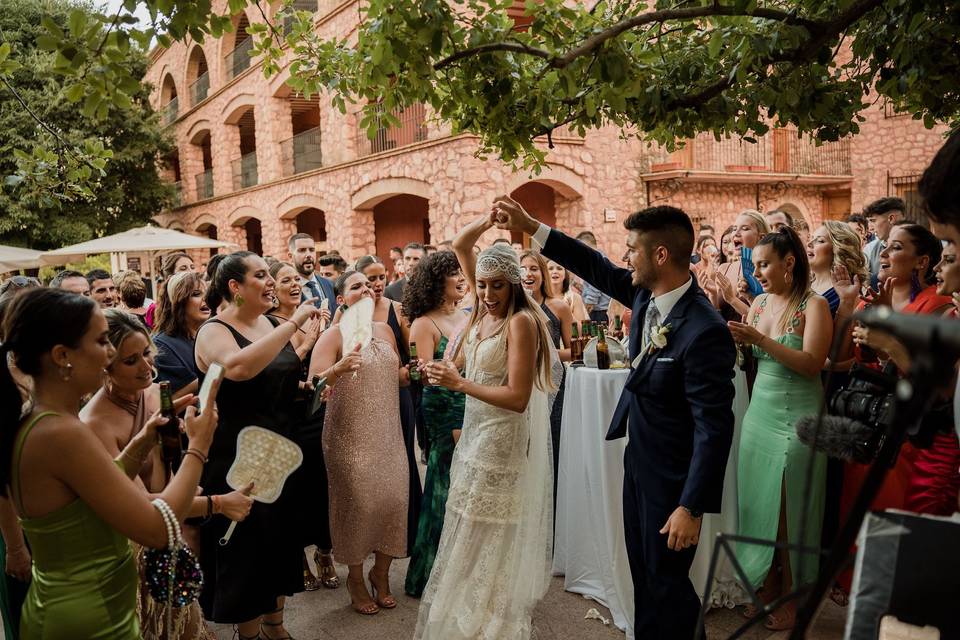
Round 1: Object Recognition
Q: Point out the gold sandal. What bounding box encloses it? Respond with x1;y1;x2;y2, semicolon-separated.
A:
368;569;397;609
303;555;320;592
315;549;340;589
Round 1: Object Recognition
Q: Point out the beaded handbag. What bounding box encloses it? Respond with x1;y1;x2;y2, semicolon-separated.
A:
142;498;203;615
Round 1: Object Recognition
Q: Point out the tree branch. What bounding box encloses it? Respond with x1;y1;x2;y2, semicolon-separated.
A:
670;0;886;109
434;41;551;70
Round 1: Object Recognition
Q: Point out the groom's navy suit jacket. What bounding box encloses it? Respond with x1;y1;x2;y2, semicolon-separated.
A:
541;229;735;514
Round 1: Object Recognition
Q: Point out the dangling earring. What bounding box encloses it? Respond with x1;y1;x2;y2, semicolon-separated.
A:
235;294;245;308
910;270;923;301
784;271;793;286
151;366;159;382
59;363;73;381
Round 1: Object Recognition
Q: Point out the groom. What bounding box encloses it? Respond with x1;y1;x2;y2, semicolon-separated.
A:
494;198;735;639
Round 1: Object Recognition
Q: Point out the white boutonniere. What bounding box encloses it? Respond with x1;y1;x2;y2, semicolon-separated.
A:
647;322;672;354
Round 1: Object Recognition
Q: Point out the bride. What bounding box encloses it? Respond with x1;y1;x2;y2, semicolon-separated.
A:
415;212;555;640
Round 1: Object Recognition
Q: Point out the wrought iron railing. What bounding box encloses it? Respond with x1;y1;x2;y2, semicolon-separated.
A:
161;96;178;126
281;126;323;176
224;37;254;81
171;181;183;208
231;152;259;190
189;72;209;106
356;102;428;157
195;169;214;200
646;129;851;176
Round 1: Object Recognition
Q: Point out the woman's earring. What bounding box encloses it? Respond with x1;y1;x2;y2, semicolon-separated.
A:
151;366;159;382
59;363;73;381
784;271;793;286
235;294;245;308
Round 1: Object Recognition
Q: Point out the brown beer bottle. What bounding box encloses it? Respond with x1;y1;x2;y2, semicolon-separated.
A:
158;381;182;472
570;322;582;363
596;327;611;370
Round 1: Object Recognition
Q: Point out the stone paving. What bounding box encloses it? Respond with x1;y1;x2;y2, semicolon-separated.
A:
210;553;846;640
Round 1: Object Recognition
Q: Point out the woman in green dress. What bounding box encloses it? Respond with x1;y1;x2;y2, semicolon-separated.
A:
401;251;469;597
727;227;833;631
0;288;220;639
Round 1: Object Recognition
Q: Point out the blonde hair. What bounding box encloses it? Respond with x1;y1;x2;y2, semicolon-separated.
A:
823;221;869;285
737;209;771;236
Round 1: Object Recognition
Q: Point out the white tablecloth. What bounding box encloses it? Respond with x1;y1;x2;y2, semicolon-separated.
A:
552;365;748;639
552;366;635;639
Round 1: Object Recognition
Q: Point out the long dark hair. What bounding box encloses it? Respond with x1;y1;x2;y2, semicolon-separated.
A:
756;226;811;335
0;289;97;494
205;251;256;310
402;251;461;321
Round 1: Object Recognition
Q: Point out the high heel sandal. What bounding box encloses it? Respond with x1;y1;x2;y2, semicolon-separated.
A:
347;577;380;615
315;549;340;589
303;555;320;592
260;606;295;640
368;569;397;609
236;629;262;640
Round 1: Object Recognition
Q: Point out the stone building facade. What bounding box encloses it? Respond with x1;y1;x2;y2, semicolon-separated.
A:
145;0;948;266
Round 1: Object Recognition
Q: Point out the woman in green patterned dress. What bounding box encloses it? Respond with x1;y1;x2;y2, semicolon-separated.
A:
727;227;833;631
401;251;469;597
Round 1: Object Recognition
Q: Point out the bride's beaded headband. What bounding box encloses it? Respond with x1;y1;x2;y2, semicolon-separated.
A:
476;244;522;284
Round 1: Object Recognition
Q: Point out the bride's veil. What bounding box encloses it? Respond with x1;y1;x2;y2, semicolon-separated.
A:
508;336;558;610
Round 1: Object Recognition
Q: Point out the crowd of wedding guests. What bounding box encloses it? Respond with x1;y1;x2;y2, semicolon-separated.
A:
1;135;960;637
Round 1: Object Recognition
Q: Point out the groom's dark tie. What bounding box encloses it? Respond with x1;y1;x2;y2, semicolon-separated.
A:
305;278;324;305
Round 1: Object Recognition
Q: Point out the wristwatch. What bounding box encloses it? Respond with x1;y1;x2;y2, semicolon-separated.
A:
682;506;703;519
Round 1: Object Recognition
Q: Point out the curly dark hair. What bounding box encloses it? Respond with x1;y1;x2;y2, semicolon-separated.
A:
401;250;461;321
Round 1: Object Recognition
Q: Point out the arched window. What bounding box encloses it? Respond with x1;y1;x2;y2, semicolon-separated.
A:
187;46;210;106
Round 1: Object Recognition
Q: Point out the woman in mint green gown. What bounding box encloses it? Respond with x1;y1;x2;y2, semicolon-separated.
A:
0;288;218;640
726;228;833;631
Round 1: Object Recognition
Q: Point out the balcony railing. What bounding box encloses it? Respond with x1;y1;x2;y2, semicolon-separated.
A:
231;152;259;190
171;180;183;208
161;96;178;126
189;72;209;106
647;129;851;176
356;103;428;157
281;126;323;176
195;169;214;200
224;37;254;81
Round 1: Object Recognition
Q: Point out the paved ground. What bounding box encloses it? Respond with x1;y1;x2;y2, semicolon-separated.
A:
210;553;846;640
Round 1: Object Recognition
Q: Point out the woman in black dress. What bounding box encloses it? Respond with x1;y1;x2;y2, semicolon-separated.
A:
194;252;319;640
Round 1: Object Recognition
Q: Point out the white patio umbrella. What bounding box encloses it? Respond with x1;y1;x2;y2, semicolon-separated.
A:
0;244;46;272
43;225;237;289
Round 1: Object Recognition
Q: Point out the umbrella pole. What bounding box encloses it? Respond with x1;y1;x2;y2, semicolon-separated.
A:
148;250;158;301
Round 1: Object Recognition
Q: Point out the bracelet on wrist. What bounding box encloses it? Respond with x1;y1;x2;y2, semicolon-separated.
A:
211;494;222;515
206;495;213;518
182;448;208;465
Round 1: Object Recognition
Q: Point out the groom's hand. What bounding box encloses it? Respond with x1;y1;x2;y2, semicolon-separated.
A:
660;506;702;551
491;195;540;236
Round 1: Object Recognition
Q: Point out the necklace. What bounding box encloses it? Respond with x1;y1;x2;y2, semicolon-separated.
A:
104;385;142;417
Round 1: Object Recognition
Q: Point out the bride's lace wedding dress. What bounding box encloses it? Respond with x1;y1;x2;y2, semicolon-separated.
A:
414;323;553;640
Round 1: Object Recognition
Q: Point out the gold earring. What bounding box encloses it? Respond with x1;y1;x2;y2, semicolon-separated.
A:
235;294;245;307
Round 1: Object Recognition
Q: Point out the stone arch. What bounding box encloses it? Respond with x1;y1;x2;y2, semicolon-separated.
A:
187;120;213;143
351;177;432;210
278;193;326;220
504;163;584;201
222;94;258;125
221;10;254;82
193;213;219;230
184;44;210;104
227;205;261;227
160;72;178;105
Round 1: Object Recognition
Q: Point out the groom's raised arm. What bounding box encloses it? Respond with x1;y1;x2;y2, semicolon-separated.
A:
492;195;636;306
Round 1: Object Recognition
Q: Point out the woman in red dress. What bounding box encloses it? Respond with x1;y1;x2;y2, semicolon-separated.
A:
835;223;956;593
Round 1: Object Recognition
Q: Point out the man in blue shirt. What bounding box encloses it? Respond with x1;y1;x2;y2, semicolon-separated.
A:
862;198;905;288
576;231;612;323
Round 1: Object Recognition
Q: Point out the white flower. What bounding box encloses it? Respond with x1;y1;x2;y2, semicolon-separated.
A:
648;323;671;352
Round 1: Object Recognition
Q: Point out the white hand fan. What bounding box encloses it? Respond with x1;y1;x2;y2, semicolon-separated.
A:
218;426;303;545
340;296;374;356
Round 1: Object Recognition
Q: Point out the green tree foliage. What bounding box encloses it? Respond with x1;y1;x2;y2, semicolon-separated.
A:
2;0;959;184
0;0;173;248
